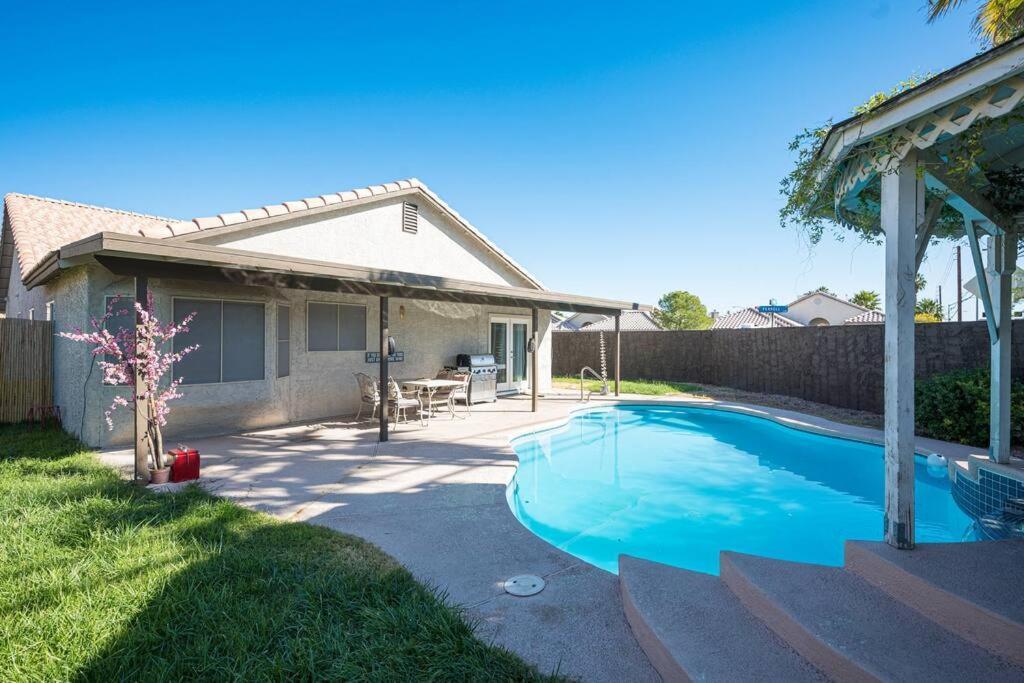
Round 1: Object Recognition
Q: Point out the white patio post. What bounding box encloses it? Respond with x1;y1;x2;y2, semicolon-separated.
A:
988;231;1017;464
881;150;921;549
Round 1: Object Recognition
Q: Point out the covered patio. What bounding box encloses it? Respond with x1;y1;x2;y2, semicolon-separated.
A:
815;35;1024;548
51;230;646;483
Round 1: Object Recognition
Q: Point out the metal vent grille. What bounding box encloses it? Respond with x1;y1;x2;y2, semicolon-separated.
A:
402;202;418;234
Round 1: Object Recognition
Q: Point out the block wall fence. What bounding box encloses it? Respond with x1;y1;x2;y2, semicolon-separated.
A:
552;321;1024;414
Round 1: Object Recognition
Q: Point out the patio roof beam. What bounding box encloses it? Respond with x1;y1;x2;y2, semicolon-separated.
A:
965;219;1000;344
90;254;630;317
921;150;1009;234
915;193;947;270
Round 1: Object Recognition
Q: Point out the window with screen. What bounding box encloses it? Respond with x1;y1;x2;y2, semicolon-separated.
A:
277;304;290;378
306;302;366;351
173;299;265;384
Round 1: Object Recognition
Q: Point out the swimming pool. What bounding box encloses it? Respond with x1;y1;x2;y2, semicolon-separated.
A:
506;405;980;575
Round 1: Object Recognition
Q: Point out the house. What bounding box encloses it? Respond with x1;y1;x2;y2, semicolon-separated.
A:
553;309;661;331
1;179;643;447
711;292;884;329
784;290;871;326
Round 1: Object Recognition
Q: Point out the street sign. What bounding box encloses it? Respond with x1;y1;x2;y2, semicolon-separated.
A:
757;305;789;314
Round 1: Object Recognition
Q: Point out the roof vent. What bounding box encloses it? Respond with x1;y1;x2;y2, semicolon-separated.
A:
402;202;418;234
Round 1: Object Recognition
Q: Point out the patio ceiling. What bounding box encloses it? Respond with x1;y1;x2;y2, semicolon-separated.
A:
46;231;648;315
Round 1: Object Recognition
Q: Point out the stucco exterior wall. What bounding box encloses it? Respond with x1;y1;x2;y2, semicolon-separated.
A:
4;254;51;320
786;294;863;326
210;197;534;288
67;273;551;447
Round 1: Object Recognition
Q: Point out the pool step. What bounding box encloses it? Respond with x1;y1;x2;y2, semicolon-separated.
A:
720;551;1024;682
844;539;1024;666
618;555;825;682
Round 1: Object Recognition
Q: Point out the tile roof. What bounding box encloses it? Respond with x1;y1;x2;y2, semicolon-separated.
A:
3;193;174;281
576;310;662;331
844;309;885;324
2;178;542;289
710;307;803;329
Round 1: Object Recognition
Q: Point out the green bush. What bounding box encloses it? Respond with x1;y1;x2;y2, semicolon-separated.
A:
915;368;1024;446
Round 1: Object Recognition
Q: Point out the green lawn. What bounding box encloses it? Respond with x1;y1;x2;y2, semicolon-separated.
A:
0;425;557;681
552;376;701;396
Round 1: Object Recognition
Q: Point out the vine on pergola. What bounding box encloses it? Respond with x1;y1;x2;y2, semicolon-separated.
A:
779;73;1024;251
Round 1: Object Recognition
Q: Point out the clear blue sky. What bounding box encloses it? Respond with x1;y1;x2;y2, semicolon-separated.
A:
0;1;983;314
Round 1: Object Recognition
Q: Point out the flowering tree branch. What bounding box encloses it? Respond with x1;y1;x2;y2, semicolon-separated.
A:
60;293;198;470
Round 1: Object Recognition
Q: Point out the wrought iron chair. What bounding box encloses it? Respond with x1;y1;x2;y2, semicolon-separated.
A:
387;377;424;427
450;371;472;417
354;372;380;421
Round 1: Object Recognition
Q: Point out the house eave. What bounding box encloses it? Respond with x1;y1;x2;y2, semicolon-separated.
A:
63;232;647;315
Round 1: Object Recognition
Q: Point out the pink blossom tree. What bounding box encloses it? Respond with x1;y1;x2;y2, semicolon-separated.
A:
60;294;198;471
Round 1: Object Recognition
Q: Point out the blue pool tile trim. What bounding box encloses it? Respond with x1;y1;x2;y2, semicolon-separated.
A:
952;465;1024;521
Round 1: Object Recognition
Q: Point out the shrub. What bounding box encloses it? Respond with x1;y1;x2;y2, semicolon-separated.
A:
915;368;1024;446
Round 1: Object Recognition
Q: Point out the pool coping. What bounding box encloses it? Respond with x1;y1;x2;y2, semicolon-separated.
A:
505;395;947;465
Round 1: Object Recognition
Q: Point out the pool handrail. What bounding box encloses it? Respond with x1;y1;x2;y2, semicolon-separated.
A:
579;366;609;402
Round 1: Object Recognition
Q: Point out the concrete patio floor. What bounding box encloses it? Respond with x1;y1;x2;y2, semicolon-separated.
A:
102;394;663;682
98;391;1015;681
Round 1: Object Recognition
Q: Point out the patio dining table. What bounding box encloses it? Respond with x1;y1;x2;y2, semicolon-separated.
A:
401;378;465;423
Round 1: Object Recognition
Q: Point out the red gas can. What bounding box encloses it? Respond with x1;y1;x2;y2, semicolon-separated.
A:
168;448;200;482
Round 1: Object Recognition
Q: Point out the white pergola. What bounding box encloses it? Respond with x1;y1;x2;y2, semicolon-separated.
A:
816;37;1024;549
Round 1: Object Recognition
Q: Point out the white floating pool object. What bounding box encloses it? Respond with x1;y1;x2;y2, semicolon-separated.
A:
927;453;948;470
504;574;545;597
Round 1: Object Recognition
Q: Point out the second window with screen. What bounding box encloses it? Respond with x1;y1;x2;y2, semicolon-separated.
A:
307;302;366;352
173;299;265;384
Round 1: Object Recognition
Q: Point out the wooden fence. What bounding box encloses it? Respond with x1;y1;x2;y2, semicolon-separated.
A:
0;318;53;423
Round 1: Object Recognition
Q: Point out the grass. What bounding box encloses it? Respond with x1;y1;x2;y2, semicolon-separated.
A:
0;424;558;682
552;375;701;396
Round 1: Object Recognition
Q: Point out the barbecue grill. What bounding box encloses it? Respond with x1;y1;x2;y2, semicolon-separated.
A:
456;353;498;404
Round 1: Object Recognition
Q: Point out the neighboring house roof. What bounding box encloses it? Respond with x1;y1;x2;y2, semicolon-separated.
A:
787;290;868;313
1;179;545;308
572;310;662;332
710;307;802;329
844;310;884;325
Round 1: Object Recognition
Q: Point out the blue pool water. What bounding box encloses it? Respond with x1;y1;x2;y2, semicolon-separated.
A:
507;405;980;575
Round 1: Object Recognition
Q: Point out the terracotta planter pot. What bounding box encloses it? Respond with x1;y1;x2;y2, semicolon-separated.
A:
148;467;171;485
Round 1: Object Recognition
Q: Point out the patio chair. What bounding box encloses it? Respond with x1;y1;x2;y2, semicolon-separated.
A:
354;372;380;421
387;377;424;427
450;371;471;417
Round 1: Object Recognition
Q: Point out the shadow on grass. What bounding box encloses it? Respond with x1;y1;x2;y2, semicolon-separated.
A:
0;425;557;682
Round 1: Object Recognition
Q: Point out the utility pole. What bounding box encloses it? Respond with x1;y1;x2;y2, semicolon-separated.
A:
956;245;963;322
938;285;943;314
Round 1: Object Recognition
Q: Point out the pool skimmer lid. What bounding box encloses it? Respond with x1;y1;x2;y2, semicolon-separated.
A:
504;574;545;597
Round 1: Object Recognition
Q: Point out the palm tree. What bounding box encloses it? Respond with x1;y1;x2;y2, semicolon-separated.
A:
927;0;1024;45
851;290;881;310
916;297;945;321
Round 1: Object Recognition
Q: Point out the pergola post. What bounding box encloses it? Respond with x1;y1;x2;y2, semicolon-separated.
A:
614;312;621;396
881;150;921;550
988;231;1017;464
531;308;539;412
379;295;389;442
133;276;149;485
